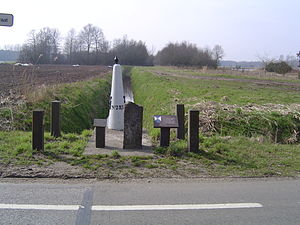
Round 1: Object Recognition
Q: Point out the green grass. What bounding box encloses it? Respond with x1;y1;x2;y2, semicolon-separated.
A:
129;66;300;177
0;130;299;177
0;130;92;166
0;66;299;178
131;67;300;139
197;136;300;177
216;110;300;143
147;66;300;83
153;136;300;177
2;77;110;133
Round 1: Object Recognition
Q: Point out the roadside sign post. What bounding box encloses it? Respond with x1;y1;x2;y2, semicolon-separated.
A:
154;115;179;147
0;13;14;27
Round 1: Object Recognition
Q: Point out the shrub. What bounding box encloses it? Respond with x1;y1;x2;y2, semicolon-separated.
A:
265;61;292;75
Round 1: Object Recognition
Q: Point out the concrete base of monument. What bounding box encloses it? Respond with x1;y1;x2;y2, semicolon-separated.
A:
84;129;153;156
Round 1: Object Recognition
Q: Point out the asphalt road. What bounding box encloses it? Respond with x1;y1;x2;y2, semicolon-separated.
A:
0;178;299;225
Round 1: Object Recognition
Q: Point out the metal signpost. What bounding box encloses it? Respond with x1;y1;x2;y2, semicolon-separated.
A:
0;13;14;27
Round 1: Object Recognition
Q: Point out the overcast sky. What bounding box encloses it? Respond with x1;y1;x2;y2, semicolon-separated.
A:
1;0;299;61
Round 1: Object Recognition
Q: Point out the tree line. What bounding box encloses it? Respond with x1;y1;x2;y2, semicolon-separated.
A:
18;24;224;67
155;42;223;68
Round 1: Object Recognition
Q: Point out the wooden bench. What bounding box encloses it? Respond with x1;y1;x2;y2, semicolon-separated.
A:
93;119;107;148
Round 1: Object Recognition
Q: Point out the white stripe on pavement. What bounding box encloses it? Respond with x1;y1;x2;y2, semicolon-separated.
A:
0;204;81;211
92;203;263;211
0;203;263;211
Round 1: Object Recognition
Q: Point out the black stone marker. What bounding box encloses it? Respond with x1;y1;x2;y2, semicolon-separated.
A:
32;109;44;151
51;100;61;138
94;119;107;148
123;102;143;149
154;115;179;147
188;110;199;152
176;104;185;140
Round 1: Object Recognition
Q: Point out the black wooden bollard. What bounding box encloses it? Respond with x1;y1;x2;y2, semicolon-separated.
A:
94;119;107;148
160;127;170;147
96;127;105;148
176;104;185;140
51;100;61;137
188;110;199;152
32;109;44;151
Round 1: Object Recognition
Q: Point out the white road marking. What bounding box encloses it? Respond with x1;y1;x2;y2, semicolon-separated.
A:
0;204;81;211
92;203;263;211
0;203;263;211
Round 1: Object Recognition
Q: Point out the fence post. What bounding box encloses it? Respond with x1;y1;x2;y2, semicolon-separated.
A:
94;119;107;148
188;110;199;152
32;109;44;151
51;100;61;137
176;104;185;139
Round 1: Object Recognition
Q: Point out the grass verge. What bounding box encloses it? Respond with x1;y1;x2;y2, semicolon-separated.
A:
0;130;92;166
0;77;110;133
0;130;298;177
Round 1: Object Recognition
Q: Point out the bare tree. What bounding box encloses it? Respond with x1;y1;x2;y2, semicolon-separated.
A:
212;44;224;65
28;30;38;62
285;55;298;68
64;29;77;64
256;53;276;67
19;27;61;64
92;26;106;64
78;24;95;64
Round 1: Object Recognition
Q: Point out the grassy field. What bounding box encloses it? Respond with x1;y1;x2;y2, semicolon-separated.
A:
148;66;300;83
0;66;299;178
131;67;300;137
130;66;300;177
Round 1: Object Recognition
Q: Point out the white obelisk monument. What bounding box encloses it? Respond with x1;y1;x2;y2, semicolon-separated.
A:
107;57;125;130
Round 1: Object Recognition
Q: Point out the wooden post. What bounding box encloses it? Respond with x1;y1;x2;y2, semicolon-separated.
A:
160;127;170;147
96;127;105;148
176;104;185;139
188;110;199;152
51;100;61;137
94;119;107;148
32;109;44;151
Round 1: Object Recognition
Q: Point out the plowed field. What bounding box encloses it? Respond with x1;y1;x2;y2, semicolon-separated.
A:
0;64;110;97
